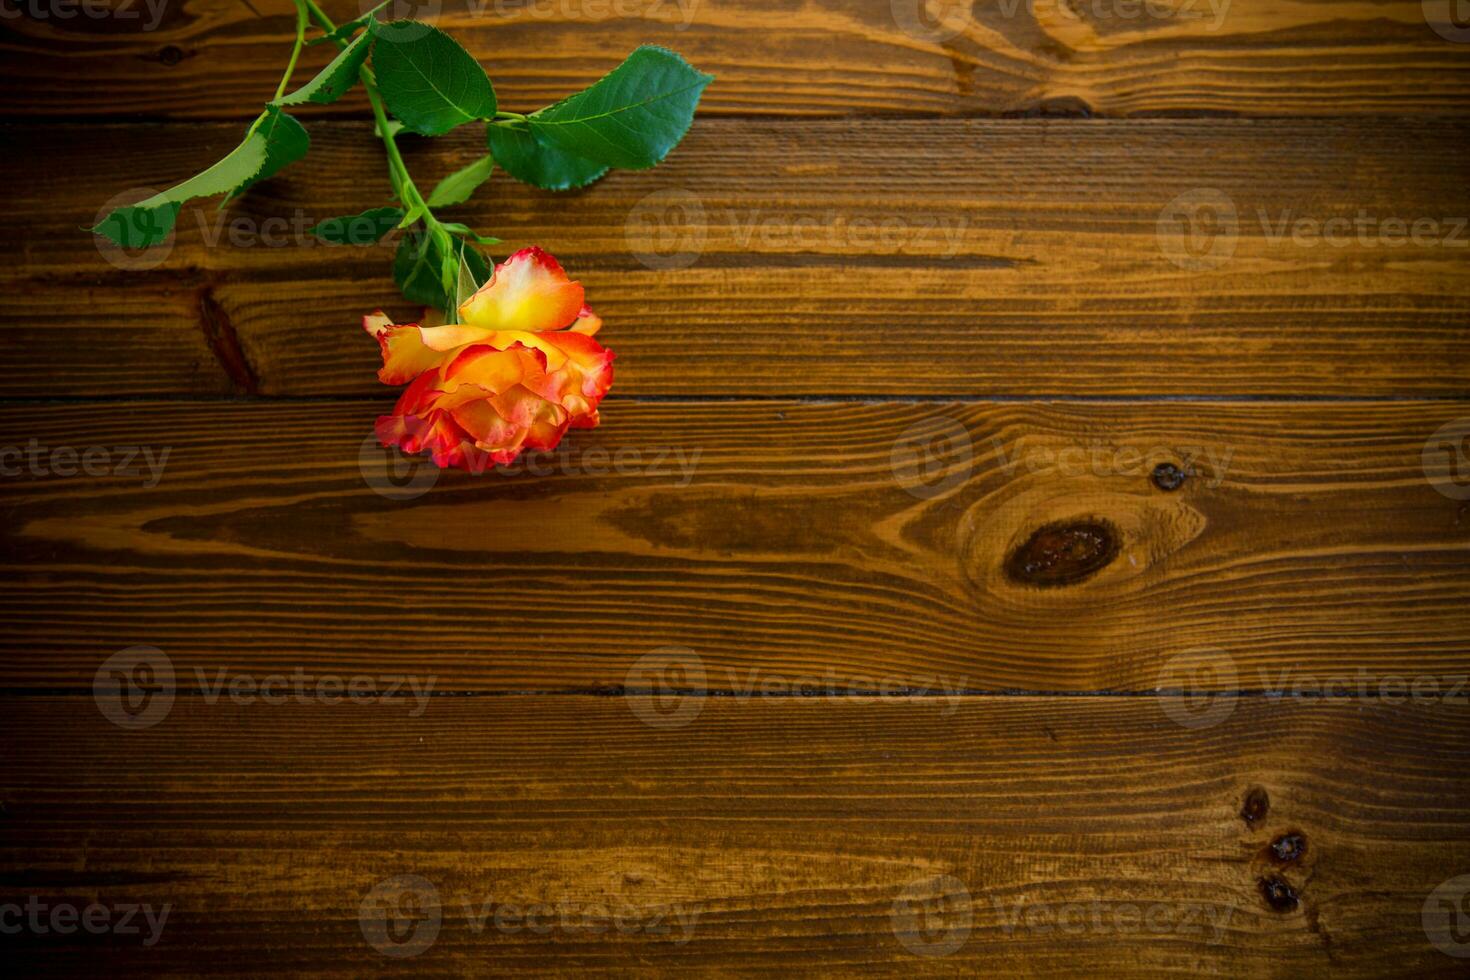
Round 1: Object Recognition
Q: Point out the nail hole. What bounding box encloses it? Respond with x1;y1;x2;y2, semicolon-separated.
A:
1268;833;1307;865
1151;462;1186;491
1258;875;1299;913
1240;787;1269;827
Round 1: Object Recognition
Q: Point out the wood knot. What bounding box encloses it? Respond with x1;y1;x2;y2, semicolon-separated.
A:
1258;875;1299;913
1240;787;1270;827
1268;832;1307;865
1004;518;1119;587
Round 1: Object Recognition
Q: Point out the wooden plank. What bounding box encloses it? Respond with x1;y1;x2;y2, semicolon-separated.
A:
2;695;1467;975
4;0;1470;119
1;398;1466;691
7;118;1470;397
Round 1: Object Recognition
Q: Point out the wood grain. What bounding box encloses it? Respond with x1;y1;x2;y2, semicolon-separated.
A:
6;1;1469;975
4;0;1470;119
1;398;1466;692
7;118;1470;397
3;695;1467;975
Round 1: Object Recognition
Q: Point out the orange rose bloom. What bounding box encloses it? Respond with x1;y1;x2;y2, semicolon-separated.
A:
364;247;614;471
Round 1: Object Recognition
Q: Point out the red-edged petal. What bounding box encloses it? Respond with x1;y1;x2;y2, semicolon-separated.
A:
363;311;400;337
551;331;617;400
444;342;548;391
449;400;517;448
375;408;479;470
524;414;573;450
520;331;616;418
374;323;498;385
568;304;602;336
458;246;585;332
390;368;447;417
448;394;567;463
430;345;546;413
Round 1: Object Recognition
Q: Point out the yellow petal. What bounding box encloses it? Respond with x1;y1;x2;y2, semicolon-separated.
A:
458;246;585;332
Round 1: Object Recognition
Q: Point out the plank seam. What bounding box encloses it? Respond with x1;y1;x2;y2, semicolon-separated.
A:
0;688;1449;699
1;394;1468;405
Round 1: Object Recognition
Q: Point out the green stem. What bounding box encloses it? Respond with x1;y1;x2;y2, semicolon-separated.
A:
304;0;473;306
493;110;529;124
301;0;337;37
272;0;310;101
363;65;458;292
244;0;310;140
301;1;432;225
364;73;418;203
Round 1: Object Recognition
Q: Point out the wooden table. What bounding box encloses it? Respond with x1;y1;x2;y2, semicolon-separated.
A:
4;1;1469;974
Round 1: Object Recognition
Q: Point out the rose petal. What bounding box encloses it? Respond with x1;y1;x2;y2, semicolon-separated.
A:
363;311;399;336
458;246;585;332
443;342;548;393
568;304;602;336
389;366;448;417
374;323;498;385
376;409;480;470
432;344;549;411
521;331;615;411
448;394;568;461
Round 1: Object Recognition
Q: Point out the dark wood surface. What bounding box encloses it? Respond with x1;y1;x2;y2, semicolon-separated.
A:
6;118;1470;396
3;0;1469;974
5;695;1470;976
5;0;1470;119
1;399;1467;692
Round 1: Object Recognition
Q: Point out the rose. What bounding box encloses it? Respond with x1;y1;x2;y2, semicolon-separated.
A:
365;247;615;471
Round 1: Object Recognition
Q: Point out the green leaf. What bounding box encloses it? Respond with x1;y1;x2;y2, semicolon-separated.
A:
309;206;404;245
392;234;438;306
371;22;496;136
427;155;495;207
307;0;389;46
397;201;427;229
92;201;182;252
92;107;310;248
440;222;502;246
375;118;405;140
224;109;312;202
275;29;373;106
486;124;608;191
528;45;711;170
394;232;491;311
